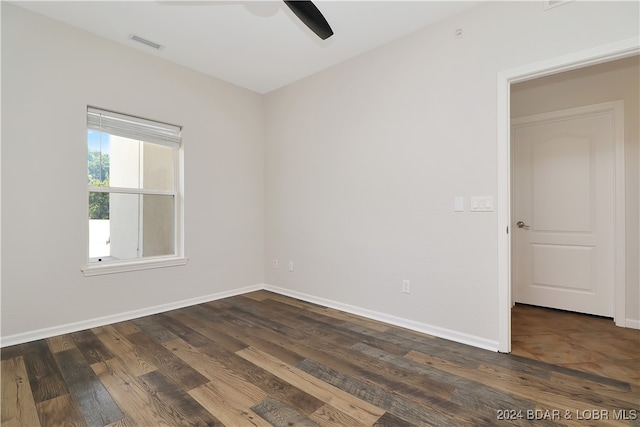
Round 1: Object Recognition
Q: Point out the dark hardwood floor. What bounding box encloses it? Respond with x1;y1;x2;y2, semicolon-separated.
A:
2;291;639;426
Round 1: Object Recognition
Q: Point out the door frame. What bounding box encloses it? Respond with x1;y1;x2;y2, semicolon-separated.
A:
496;37;639;353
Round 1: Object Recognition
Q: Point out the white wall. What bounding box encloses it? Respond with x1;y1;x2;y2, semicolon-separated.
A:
264;1;639;347
511;56;640;324
1;3;264;339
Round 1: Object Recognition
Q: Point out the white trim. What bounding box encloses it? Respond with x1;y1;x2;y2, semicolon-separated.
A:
88;186;175;196
3;278;632;350
82;256;188;276
264;284;500;352
0;284;262;348
626;319;640;330
496;37;639;353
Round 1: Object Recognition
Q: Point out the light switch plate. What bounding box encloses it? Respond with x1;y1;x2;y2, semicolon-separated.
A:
470;196;493;212
454;197;464;212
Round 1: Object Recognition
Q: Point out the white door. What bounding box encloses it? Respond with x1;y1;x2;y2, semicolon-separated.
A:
512;103;620;317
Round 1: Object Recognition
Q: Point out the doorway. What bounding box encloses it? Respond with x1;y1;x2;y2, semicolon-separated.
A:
511;101;623;318
496;39;639;353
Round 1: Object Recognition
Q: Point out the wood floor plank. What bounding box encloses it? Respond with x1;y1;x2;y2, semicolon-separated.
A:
93;325;157;378
405;349;638;425
233;297;362;347
308;403;370;427
192;300;319;368
236;346;385;426
233;296;417;361
344;322;555;379
46;334;77;354
242;290;272;301
0;344;25;361
197;307;309;367
208;299;427;397
92;357;198;427
137;370;223;426
195;341;325;416
22;340;69;403
372;412;416;427
132;315;179;344
149;313;214;348
216;300;474;417
188;382;271;427
110;321;142;337
1;356;41;427
125;332;208;392
224;312;349;373
350;343;552;426
165;309;248;353
548;370;638;405
298;357;497;427
36;394;87;427
165;338;268;404
103;417;136;427
259;293;388;333
53;348;124;426
71;330;114;365
230;303;457;405
251;396;321;427
202;301;308;342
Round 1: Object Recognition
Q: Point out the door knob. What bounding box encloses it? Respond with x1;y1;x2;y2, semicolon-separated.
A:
516;221;530;229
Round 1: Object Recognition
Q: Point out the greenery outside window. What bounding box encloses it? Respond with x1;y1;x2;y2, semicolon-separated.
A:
83;107;186;276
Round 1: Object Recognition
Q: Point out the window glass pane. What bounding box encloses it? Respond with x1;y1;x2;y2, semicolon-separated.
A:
88;193;174;262
142;194;175;257
89;216;111;260
87;130;110;185
108;193;141;261
88;135;175;191
110;135;141;188
142;142;175;191
89;190;110;260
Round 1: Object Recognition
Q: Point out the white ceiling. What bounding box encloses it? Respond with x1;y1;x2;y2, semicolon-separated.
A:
11;1;480;94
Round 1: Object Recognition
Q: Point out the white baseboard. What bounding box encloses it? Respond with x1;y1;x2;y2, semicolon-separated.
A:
5;281;634;351
625;318;640;330
263;284;500;352
0;284;263;348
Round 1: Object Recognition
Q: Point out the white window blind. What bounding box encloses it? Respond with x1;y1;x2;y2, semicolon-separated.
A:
87;107;181;147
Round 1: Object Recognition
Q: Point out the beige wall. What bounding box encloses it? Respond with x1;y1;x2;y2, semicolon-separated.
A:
511;56;640;323
1;3;265;339
264;1;639;347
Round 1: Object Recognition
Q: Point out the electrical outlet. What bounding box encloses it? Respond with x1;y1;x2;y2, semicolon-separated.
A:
402;280;411;294
272;259;278;269
288;261;294;272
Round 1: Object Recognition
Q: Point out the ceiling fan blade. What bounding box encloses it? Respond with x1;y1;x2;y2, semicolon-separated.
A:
284;1;333;40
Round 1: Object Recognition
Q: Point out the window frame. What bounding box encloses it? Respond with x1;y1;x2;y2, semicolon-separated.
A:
82;107;187;276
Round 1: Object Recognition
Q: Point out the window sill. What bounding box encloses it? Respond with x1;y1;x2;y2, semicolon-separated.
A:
82;256;188;277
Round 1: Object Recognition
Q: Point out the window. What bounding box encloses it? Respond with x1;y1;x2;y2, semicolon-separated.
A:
83;107;186;276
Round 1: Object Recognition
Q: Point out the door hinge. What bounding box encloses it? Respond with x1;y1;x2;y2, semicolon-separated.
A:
506;225;509;234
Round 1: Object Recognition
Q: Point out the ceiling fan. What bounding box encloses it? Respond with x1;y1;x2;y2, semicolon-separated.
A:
283;1;333;40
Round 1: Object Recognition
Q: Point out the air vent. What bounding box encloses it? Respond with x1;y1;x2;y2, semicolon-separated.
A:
128;34;164;50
